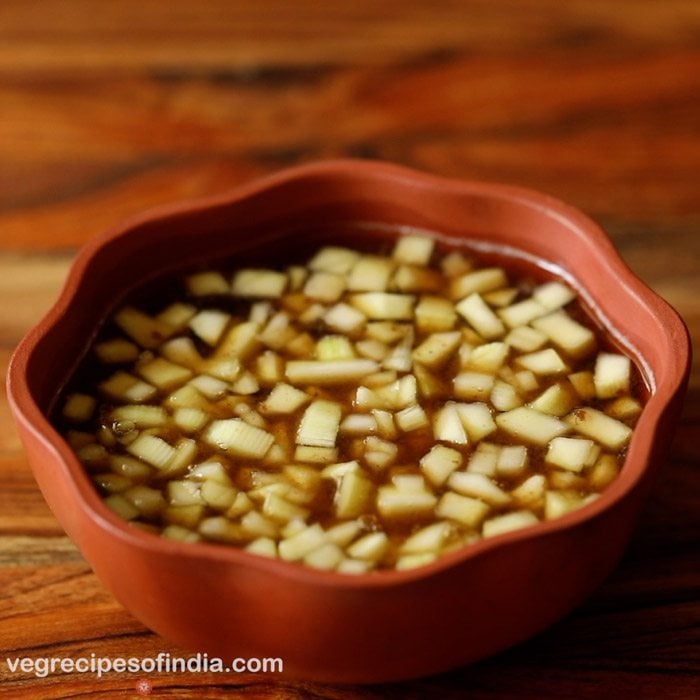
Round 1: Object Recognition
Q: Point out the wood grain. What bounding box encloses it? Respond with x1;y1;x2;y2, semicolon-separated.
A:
1;2;698;697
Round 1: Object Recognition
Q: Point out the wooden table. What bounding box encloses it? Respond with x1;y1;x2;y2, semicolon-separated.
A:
1;2;698;697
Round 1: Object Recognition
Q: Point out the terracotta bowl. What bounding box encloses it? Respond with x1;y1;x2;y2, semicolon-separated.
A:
7;160;690;683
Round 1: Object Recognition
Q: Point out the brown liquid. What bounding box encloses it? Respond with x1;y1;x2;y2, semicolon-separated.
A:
54;230;645;569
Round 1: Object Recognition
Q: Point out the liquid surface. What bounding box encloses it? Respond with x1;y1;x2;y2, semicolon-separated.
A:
55;233;644;573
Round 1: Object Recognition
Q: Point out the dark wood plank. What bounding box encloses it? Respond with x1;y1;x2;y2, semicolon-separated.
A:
1;48;699;250
0;0;698;73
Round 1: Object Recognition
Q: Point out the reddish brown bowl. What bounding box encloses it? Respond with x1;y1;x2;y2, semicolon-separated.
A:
7;160;690;683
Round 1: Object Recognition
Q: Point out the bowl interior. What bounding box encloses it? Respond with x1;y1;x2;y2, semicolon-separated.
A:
11;160;690;579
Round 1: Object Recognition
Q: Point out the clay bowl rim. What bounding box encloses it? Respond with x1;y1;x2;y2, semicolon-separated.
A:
7;159;691;590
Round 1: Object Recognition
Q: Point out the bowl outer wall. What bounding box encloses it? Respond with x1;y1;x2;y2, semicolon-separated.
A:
7;160;691;682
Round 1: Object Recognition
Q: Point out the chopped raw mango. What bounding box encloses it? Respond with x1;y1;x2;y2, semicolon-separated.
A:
58;234;641;574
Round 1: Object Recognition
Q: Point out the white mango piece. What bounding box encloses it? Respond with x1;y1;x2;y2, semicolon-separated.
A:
400;521;451;554
451;268;508;299
496;407;569;445
447;472;510;507
350;292;415;320
420;445;463;486
296;400;342;448
186;270;229;296
392;235;435;265
415;295;457;332
347;532;389;562
497;298;547;328
347;255;394;292
453;371;495;401
204;419;274;459
455;293;506;339
286;359;379;385
188;309;231;346
516;348;568;376
412;331;462;369
455;402;497;442
308;246;360;274
533;281;575;310
594;352;631;399
433;403;468;445
546;437;597;472
377;486;437;520
259;383;310;415
436;492;490;528
335;470;374;519
532;311;596;358
278;524;327;561
565;408;632;450
231;268;288;298
482;510;539;538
